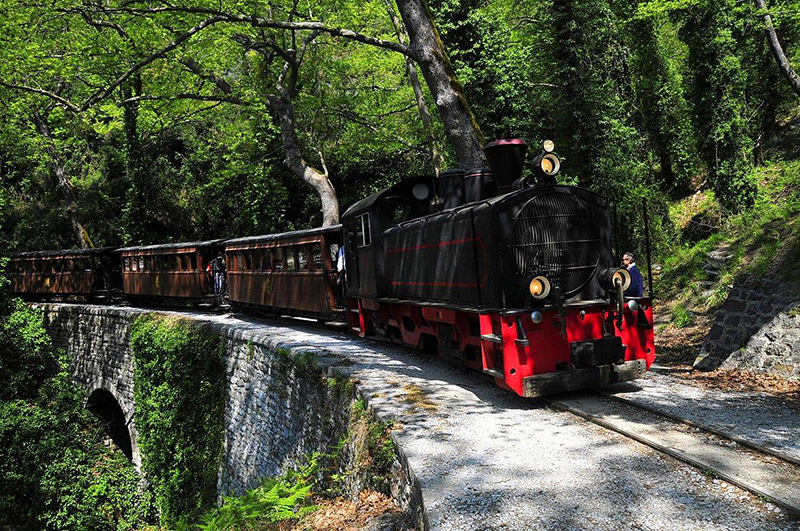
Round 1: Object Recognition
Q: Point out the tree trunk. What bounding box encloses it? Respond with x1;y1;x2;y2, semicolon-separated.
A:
32;111;94;249
384;0;443;175
755;0;800;97
395;0;486;169
268;96;340;226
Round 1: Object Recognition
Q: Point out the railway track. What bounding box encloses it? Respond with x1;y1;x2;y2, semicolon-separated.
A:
548;391;800;517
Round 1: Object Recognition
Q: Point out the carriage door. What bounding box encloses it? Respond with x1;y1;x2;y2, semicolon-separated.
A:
345;222;360;295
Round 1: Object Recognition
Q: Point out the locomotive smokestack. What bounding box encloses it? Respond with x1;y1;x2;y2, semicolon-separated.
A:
483;139;528;192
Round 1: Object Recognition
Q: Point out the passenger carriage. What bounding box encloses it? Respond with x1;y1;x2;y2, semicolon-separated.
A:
118;240;225;304
224;226;345;320
8;247;120;301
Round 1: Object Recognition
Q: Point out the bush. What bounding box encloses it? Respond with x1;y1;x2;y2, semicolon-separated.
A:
197;458;319;531
0;300;60;401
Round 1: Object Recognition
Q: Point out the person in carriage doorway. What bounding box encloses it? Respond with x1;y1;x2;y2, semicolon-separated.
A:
211;255;227;296
335;245;346;306
622;252;644;298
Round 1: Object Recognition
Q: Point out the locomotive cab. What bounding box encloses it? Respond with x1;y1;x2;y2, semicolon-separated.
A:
343;176;437;301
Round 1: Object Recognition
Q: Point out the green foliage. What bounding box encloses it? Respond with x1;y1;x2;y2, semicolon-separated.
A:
681;0;757;211
671;304;694;327
0;301;155;530
350;398;397;486
0;300;59;400
197;457;319;531
130;314;226;527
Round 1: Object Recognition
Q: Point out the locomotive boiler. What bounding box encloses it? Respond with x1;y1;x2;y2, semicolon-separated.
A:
341;139;655;397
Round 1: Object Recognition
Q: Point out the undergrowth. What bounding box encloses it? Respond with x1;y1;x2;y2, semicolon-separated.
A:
658;159;800;313
195;456;320;531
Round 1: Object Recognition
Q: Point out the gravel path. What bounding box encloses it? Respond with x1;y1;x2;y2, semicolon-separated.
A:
78;307;800;530
604;370;800;463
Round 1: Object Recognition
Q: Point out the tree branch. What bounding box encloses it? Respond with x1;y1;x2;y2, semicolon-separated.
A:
79;15;228;111
93;6;414;58
0;80;80;112
755;0;800;97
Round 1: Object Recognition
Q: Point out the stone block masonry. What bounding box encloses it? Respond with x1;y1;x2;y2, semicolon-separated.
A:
694;278;800;377
36;304;424;528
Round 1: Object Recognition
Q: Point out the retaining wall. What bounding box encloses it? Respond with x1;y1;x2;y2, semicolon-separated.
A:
693;279;800;378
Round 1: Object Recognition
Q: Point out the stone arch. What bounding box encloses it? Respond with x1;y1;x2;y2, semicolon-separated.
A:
86;388;140;466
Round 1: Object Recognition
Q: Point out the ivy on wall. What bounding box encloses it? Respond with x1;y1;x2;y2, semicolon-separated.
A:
130;314;226;527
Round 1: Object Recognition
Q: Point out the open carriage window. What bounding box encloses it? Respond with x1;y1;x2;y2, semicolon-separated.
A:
124;258;131;272
189;254;197;271
298;246;309;271
272;248;284;271
312;244;323;270
285;247;296;271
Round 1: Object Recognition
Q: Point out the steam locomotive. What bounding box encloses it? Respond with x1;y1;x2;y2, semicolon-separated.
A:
8;138;655;398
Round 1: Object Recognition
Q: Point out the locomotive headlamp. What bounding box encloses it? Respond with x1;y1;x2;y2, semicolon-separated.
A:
601;267;632;292
530;310;544;324
543;139;555;153
529;275;551;299
612;268;632;291
539;153;561;176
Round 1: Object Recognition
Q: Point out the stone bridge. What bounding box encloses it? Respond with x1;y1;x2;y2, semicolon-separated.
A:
38;303;422;518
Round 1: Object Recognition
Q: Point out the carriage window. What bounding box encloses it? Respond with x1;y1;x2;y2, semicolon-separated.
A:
356;214;371;247
272;248;284;271
124;258;131;272
298;246;309;271
285;247;296;271
189;254;197;271
312;244;323;270
131;258;138;272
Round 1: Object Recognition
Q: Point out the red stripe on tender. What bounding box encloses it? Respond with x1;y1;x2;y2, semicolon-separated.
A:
387;236;490;289
387;237;476;254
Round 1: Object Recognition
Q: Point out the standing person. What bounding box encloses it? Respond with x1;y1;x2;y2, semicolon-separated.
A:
211;255;227;296
622;252;643;297
335;245;346;305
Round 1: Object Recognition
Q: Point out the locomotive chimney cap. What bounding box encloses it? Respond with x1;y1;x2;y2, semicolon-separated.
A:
484;138;528;149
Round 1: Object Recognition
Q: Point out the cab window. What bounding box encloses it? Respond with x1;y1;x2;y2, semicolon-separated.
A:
356;214;371;247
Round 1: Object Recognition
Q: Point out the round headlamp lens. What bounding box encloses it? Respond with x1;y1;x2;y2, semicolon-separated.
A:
543;139;555;152
612;268;632;291
531;311;544;324
541;154;560;176
529;275;551;299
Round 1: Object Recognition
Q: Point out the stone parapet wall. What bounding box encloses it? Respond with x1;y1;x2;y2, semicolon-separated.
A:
693;279;800;378
35;304;423;528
